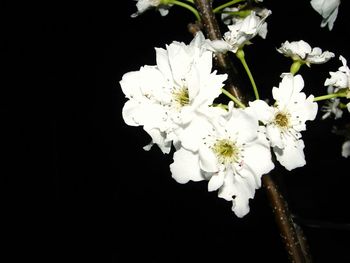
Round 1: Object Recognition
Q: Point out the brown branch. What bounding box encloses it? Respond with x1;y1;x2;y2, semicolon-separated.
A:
262;174;313;263
193;0;246;104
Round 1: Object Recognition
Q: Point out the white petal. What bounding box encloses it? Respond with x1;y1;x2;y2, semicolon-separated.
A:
120;70;143;99
159;8;169;16
266;125;283;148
199;144;219;173
311;0;340;30
143;127;171;154
166;42;192;84
307;49;335;64
170;148;204;184
122;100;143;126
155;47;173;82
208;172;225;192
203;39;232;53
218;173;255;218
178;113;214;152
226;108;259;144
273;74;304;107
341;141;350;158
248;100;274;124
242;129;274;184
274;138;306;171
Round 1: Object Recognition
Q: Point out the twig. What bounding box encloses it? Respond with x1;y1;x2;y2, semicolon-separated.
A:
262;174;313;263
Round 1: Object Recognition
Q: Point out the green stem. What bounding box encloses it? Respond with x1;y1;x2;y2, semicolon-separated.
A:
213;0;246;13
339;102;348;109
170;0;201;20
221;10;251;18
313;93;347;102
290;61;303;75
221;88;246;108
236;49;259;100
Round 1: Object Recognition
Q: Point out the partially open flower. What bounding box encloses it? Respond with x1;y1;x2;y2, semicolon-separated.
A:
278;40;334;67
325;56;350;90
206;10;271;54
131;0;172;18
310;0;341;30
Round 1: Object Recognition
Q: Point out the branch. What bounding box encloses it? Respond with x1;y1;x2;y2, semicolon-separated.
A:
193;0;246;104
262;174;313;263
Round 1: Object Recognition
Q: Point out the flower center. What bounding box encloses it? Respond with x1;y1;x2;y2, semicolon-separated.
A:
173;87;189;107
212;139;240;165
274;112;290;128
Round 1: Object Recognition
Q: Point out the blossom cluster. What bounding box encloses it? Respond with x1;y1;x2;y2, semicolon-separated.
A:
120;0;349;217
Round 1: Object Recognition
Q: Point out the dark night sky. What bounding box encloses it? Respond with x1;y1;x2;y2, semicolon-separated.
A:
2;1;350;262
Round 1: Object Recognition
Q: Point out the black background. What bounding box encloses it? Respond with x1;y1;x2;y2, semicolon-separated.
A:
2;0;350;262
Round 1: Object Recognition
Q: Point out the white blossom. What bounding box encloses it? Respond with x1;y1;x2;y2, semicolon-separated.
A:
321;99;343;120
131;0;172;18
310;0;340;30
341;140;350;158
221;7;271;26
277;40;334;66
321;86;343;119
206;10;271;54
170;105;274;217
120;32;227;153
249;74;318;171
325;56;350;91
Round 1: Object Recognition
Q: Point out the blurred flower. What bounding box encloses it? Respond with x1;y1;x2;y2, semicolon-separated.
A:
310;0;341;30
131;0;172;18
325;55;350;90
342;140;350;157
206;10;271;53
321;86;343;119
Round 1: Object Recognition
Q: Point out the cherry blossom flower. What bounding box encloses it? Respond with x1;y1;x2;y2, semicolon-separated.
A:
277;40;334;67
170;105;274;217
310;0;341;30
131;0;172;18
120;32;227;153
206;10;271;54
249;74;318;170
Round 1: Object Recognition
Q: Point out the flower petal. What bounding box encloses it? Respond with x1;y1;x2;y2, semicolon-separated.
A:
218;173;255;218
199;144;219;173
274;137;306;171
341;140;350;158
170;148;204;184
208;172;225;192
248;100;274;124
